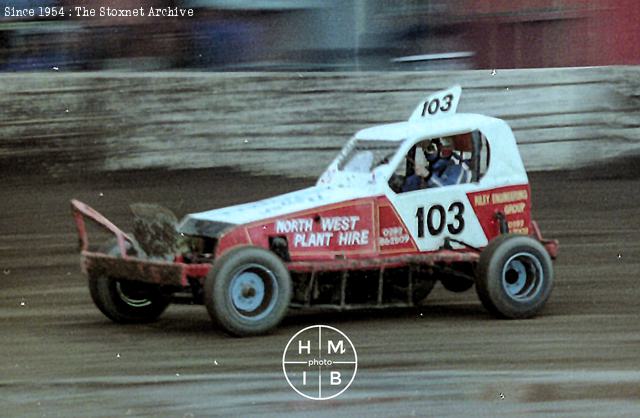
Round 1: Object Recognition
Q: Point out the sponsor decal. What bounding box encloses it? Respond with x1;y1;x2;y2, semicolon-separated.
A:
248;201;375;256
377;199;417;252
467;185;531;239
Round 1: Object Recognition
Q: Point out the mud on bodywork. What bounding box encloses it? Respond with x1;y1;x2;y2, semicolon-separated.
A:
130;203;182;259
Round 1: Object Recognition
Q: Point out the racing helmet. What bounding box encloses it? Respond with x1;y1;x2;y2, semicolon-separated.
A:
439;137;454;158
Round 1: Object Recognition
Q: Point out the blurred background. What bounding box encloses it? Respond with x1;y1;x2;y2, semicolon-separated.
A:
1;1;639;179
1;0;639;72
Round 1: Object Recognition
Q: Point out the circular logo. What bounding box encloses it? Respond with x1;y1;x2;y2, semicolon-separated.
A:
282;325;357;400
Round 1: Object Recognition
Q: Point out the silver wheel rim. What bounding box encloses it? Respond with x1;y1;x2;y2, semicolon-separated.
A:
228;264;278;320
501;252;544;302
115;281;152;308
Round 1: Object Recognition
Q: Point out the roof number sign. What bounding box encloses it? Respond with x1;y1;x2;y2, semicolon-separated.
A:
409;85;462;121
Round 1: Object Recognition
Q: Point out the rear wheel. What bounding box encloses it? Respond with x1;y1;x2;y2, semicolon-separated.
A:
205;246;291;337
476;234;554;318
88;241;171;323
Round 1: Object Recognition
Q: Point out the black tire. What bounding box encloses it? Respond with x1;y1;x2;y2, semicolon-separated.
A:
412;266;437;305
204;246;291;337
88;241;171;324
476;234;554;319
439;263;475;293
441;277;474;293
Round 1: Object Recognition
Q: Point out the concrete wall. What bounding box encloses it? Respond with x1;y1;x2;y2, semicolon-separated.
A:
1;66;639;178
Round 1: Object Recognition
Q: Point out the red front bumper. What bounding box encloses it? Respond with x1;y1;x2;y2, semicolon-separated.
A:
72;199;211;287
80;251;211;287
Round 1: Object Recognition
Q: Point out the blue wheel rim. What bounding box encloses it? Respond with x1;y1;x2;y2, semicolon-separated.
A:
228;264;278;320
501;252;544;302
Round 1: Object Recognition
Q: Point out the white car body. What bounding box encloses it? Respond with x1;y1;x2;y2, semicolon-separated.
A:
179;86;532;260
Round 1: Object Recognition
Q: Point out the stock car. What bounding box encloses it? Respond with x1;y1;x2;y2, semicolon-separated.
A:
71;85;558;337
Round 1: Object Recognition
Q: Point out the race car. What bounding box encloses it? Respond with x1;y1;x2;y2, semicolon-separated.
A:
71;85;558;337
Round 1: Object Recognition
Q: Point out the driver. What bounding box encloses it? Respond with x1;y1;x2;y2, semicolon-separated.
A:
401;139;433;192
402;137;471;191
427;137;472;187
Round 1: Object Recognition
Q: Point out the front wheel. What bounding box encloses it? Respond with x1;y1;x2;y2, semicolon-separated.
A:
476;234;554;319
89;241;171;323
204;246;291;337
89;276;171;323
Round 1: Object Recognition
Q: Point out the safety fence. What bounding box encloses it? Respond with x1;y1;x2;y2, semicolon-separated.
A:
1;66;638;178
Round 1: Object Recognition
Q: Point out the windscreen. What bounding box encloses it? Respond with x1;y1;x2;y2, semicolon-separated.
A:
337;140;400;173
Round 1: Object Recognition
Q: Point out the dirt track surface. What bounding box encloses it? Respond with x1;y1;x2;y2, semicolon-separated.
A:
1;167;639;417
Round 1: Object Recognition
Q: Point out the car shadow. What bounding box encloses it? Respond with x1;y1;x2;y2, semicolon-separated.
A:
64;300;489;339
282;302;488;326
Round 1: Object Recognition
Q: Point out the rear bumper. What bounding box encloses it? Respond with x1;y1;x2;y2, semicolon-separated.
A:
531;220;559;259
541;239;559;260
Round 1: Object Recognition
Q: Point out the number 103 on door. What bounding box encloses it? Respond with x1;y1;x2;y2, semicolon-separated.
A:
415;202;465;237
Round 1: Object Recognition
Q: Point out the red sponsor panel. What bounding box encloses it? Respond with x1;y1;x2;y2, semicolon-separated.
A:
246;199;376;260
467;184;532;242
376;197;417;254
